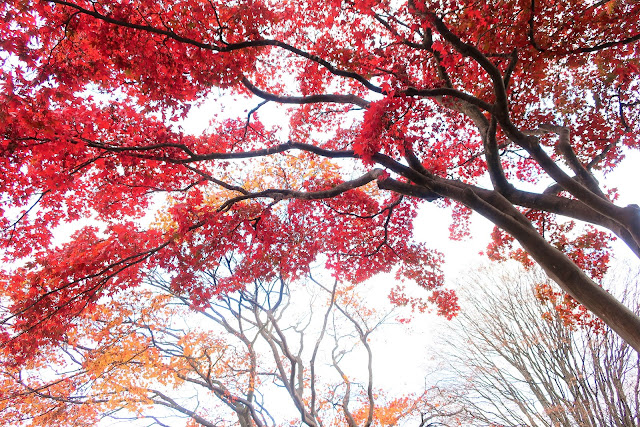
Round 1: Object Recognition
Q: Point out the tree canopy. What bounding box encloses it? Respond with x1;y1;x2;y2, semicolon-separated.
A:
1;0;640;365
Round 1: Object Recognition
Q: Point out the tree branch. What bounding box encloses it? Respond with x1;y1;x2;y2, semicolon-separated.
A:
403;86;494;112
241;77;370;108
47;0;382;93
215;168;385;211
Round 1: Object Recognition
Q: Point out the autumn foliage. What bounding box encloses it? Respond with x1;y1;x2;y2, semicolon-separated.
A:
0;270;462;426
1;0;640;385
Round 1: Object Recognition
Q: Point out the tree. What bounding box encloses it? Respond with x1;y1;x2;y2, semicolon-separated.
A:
439;265;640;426
0;265;462;426
1;0;640;362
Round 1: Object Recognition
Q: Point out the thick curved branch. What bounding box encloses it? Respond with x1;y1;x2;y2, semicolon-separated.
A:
427;13;509;113
504;189;640;257
426;88;512;196
377;178;440;201
521;138;640;247
484;117;511;194
403;141;431;177
380;163;640;259
403;86;494;112
490;119;640;253
523;125;606;198
370;152;436;185
241;77;370;108
394;173;640;355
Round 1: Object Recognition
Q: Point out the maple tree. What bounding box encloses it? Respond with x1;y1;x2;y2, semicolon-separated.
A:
1;0;640;365
0;268;462;426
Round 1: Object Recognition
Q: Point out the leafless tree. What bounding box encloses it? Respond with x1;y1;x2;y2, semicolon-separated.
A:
437;264;640;427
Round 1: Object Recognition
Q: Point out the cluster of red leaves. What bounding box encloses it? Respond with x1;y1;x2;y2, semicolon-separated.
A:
0;0;638;364
355;95;413;163
534;282;605;331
